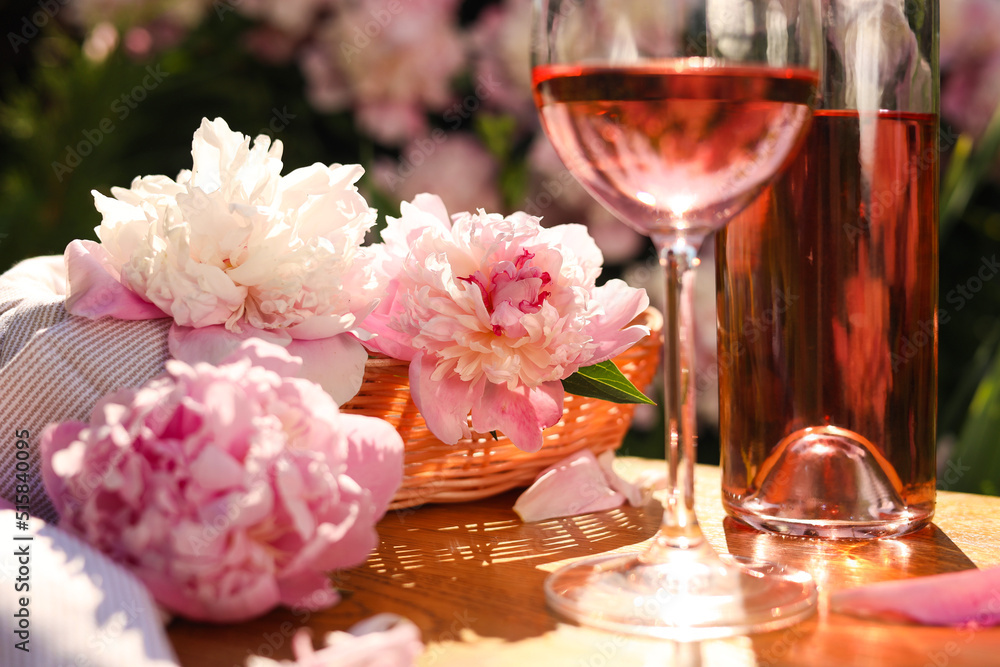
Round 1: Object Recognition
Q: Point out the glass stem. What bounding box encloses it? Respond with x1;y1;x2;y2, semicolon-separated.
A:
653;235;706;551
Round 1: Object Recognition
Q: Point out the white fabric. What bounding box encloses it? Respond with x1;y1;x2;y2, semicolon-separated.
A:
0;508;179;666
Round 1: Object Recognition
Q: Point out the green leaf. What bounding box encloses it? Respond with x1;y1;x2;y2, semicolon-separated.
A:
562;361;655;405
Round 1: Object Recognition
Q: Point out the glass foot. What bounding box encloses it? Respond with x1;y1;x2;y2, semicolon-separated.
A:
545;546;817;641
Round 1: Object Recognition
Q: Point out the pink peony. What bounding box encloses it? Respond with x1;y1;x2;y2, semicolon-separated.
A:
468;0;537;124
373;133;503;215
299;0;466;146
941;0;1000;138
364;194;650;453
40;339;404;623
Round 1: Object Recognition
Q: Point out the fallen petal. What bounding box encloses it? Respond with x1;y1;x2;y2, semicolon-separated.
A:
830;566;1000;626
246;614;423;667
514;449;625;523
596;450;647;507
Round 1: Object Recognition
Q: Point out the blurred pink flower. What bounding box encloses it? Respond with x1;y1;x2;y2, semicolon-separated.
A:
468;0;537;123
69;0;211;32
236;0;339;64
372;133;503;214
525;136;646;264
243;24;302;65
364;194;649;452
41;339;404;623
70;0;209;57
237;0;339;38
941;0;1000;137
300;0;466;145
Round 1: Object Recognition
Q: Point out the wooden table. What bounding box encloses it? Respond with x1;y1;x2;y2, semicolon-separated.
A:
168;458;1000;666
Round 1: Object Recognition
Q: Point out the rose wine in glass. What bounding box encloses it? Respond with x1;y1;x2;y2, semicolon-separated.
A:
532;0;822;639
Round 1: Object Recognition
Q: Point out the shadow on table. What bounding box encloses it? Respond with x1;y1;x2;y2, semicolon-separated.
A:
723;518;986;667
319;490;664;643
723;517;977;591
168;492;664;664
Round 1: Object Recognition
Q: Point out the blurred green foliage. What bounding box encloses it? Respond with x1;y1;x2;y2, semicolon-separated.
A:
0;10;365;270
938;105;1000;494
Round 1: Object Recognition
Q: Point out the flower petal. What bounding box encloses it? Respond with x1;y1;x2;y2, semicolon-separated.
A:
586;279;652;364
39;421;87;517
471;380;563;453
64;240;168;320
143;566;282;623
360;279;417;361
409;353;476;444
596;450;647;507
168;323;292;367
340;414;405;518
315;614;424;666
189;445;247;492
277;572;341;612
287;312;360;340
287;334;368;406
285;478;377;574
246;614;424;667
830;567;1000;626
514;449;626;522
225;336;303;377
537;221;605;283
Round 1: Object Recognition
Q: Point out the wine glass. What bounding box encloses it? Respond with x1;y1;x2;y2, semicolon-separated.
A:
532;0;823;639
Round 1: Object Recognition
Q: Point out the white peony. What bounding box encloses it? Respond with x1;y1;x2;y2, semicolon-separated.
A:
66;117;381;404
91;117;380;338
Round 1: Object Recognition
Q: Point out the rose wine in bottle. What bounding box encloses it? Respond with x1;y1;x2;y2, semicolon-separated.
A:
716;109;938;538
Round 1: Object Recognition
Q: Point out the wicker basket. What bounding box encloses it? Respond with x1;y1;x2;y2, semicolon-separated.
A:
339;308;662;509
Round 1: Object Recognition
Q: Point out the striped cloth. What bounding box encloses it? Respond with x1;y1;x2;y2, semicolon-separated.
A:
0;256;171;523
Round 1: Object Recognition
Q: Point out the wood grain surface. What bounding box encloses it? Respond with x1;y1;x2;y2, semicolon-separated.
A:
168;459;1000;666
